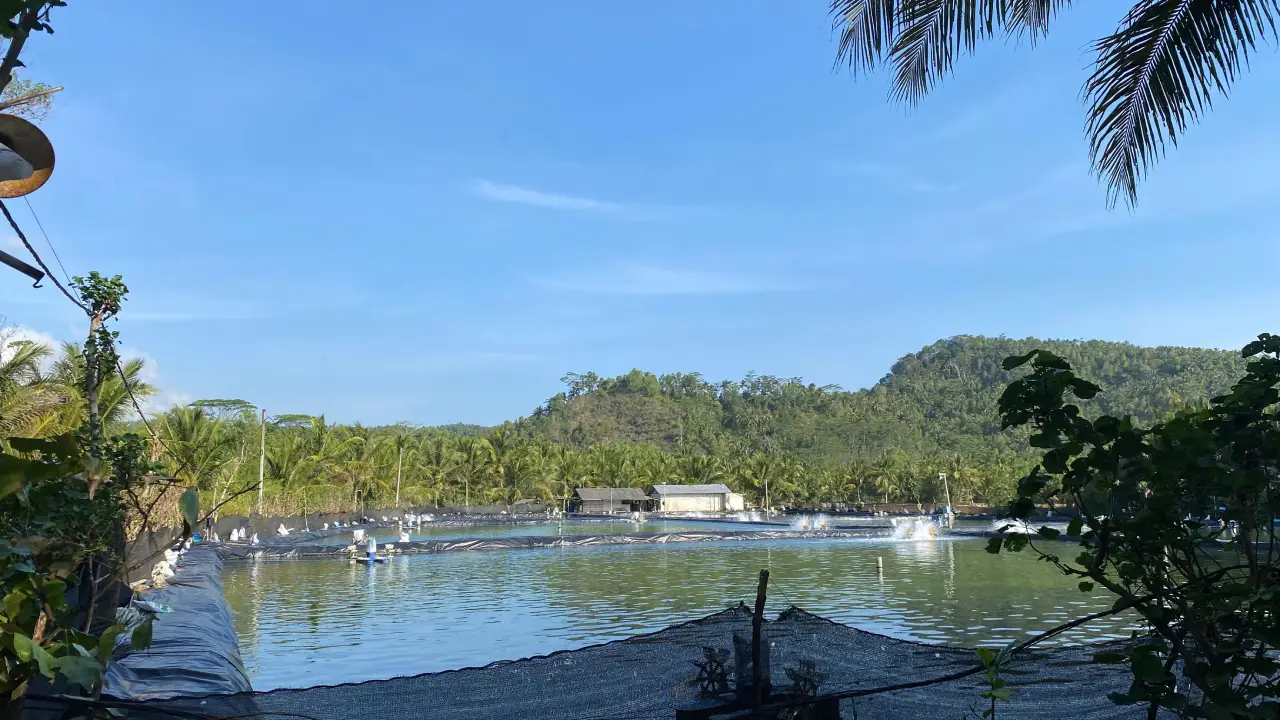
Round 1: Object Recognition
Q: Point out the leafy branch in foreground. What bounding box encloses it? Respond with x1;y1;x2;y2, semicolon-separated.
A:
0;432;160;704
990;335;1280;719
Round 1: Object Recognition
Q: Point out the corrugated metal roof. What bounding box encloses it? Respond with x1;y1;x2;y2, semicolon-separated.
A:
649;484;734;496
575;487;648;501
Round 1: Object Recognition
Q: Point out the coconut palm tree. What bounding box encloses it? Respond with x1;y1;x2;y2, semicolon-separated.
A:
416;434;457;506
839;457;871;506
832;0;1278;207
48;342;156;427
456;435;494;509
0;333;71;439
156;406;233;489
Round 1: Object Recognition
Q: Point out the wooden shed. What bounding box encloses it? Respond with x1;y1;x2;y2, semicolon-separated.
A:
574;487;649;514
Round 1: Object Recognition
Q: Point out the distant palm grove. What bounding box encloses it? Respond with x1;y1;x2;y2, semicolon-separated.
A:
1;329;1249;516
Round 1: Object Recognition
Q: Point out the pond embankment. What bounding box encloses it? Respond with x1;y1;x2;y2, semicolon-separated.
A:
106;544;252;700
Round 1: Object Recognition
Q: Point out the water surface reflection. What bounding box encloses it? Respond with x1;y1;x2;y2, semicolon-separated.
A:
223;537;1134;690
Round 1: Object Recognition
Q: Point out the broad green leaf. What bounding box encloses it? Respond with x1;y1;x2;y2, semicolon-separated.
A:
179;488;200;535
1078;581;1095;592
984;537;1002;555
1002;351;1038;371
13;634;55;677
988;687;1015;701
0;462;27;500
3;589;26;620
98;624;124;659
1069;378;1101;399
131;617;154;651
1130;653;1165;683
1037;526;1060;540
44;579;66;613
1066;516;1083;537
8;434;78;457
1092;651;1126;664
54;655;104;690
975;647;998;666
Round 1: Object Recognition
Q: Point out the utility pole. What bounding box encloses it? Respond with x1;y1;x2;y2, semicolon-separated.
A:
939;472;953;528
764;475;771;518
256;408;266;515
394;445;403;509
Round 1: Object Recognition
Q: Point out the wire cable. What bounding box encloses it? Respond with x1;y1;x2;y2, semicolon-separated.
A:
0;198;86;311
0;198;189;475
23;195;72;286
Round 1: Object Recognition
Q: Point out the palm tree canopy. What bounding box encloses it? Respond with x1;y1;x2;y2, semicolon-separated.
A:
831;0;1278;207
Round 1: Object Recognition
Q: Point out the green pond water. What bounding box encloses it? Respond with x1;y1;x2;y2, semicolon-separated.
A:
223;533;1136;690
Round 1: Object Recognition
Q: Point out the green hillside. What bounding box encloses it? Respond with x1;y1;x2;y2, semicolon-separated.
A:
518;335;1246;468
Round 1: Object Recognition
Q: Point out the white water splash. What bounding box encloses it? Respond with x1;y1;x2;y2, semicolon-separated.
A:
735;511;764;523
889;517;940;541
990;519;1035;535
790;514;831;531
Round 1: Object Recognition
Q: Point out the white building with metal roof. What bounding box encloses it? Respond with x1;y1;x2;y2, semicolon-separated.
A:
647;484;745;513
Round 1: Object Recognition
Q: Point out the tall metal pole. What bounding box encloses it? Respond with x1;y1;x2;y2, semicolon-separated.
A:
256;408;266;515
939;472;953;528
394;445;403;509
764;476;771;517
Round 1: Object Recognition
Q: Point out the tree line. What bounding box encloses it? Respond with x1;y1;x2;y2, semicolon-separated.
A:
3;329;1245;517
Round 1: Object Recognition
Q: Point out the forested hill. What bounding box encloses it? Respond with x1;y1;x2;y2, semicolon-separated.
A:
516;335;1247;467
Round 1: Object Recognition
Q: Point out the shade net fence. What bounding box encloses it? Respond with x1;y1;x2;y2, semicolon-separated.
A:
30;604;1177;720
216;528;891;561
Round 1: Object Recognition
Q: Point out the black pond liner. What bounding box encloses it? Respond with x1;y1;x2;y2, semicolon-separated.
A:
213;528;907;561
32;602;1175;720
102;544;252;700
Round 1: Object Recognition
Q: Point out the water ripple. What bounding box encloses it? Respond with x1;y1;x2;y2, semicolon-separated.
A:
223;537;1135;690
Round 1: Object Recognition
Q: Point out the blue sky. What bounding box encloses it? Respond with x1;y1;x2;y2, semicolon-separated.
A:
4;1;1278;425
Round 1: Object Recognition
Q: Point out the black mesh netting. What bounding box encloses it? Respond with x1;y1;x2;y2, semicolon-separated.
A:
29;604;1171;720
216;528;887;560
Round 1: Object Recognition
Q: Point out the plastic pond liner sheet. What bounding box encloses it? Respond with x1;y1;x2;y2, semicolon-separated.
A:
213;528;901;561
102;544;252;700
45;605;1180;720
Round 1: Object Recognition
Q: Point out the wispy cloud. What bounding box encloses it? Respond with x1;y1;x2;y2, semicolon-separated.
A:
537;264;767;295
470;179;626;214
3;235;21;251
126;299;259;322
0;325;60;368
925;78;1031;144
129;311;236;322
841;162;958;193
119;347;192;417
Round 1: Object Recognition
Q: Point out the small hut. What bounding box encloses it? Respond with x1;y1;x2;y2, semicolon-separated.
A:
573;487;648;514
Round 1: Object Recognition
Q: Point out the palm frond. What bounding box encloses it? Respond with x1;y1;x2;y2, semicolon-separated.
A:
1085;0;1280;207
889;0;1002;105
835;1;1071;104
831;0;899;73
1004;0;1073;41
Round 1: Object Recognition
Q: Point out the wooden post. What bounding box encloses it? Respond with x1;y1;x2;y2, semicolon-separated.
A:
752;569;769;710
